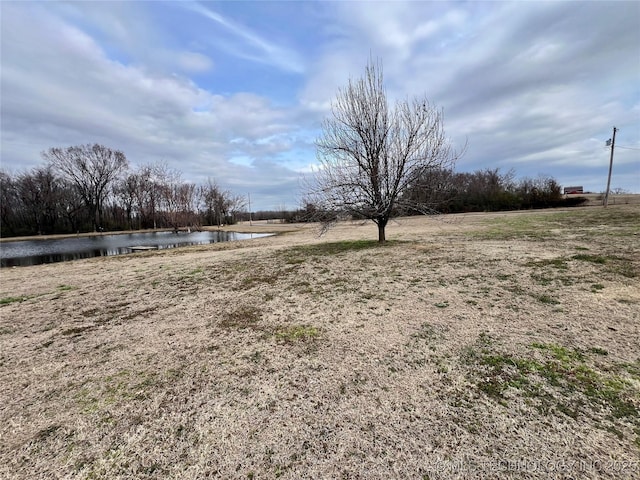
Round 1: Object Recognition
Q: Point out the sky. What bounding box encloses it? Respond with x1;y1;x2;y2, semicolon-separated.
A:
1;1;639;211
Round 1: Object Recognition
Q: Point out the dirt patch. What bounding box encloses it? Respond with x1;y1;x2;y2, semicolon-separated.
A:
0;206;638;479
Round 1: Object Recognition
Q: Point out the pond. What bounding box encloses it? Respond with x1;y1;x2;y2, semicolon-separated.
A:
0;230;272;267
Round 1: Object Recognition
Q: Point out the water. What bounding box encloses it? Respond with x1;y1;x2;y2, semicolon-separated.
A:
0;230;272;267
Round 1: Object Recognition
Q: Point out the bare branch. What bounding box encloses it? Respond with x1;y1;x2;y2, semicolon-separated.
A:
306;59;462;242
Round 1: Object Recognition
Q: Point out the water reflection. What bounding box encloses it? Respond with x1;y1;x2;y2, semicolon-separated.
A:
0;230;271;267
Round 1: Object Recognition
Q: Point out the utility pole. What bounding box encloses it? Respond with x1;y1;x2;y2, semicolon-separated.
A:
603;126;617;208
248;193;252;226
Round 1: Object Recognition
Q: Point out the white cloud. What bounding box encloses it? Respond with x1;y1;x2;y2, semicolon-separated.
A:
183;2;305;74
0;3;310;208
1;0;638;206
176;51;214;73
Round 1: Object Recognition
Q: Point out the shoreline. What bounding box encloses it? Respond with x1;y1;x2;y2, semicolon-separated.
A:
0;221;303;243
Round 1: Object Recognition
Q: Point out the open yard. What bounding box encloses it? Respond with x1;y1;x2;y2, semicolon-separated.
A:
1;205;639;479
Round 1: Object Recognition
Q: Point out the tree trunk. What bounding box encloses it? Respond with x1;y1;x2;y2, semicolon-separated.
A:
378;223;386;243
94;206;100;232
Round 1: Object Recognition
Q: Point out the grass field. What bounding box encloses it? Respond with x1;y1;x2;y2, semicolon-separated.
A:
1;205;638;479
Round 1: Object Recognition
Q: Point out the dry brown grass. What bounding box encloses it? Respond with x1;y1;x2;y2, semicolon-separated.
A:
1;205;639;479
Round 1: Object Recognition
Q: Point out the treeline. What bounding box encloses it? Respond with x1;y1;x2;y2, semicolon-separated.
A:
1;143;588;237
281;168;586;223
0;144;245;238
405;168;587;214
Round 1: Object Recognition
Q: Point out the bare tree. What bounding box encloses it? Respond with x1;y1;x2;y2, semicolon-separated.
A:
162;180;198;231
59;179;86;233
0;170;19;236
43;144;129;231
612;187;630;195
129;162;175;229
199;179;247;226
113;173;140;230
226;193;248;224
16;166;62;235
131;165;156;229
307;59;463;242
199;179;225;226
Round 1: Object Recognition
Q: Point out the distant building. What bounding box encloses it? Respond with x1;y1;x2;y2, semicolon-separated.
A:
564;186;584;194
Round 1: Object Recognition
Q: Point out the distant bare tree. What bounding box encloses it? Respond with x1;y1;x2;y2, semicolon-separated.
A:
306;58;463;242
43;144;129;231
114;173;140;230
199;179;225;226
199;179;247;226
58;180;86;233
163;180;198;231
226;193;248;224
130;165;154;229
612;187;630;195
130;162;175;229
0;170;19;236
16;166;62;235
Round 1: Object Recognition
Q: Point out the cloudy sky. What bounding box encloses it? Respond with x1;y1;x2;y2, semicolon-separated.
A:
1;1;639;210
